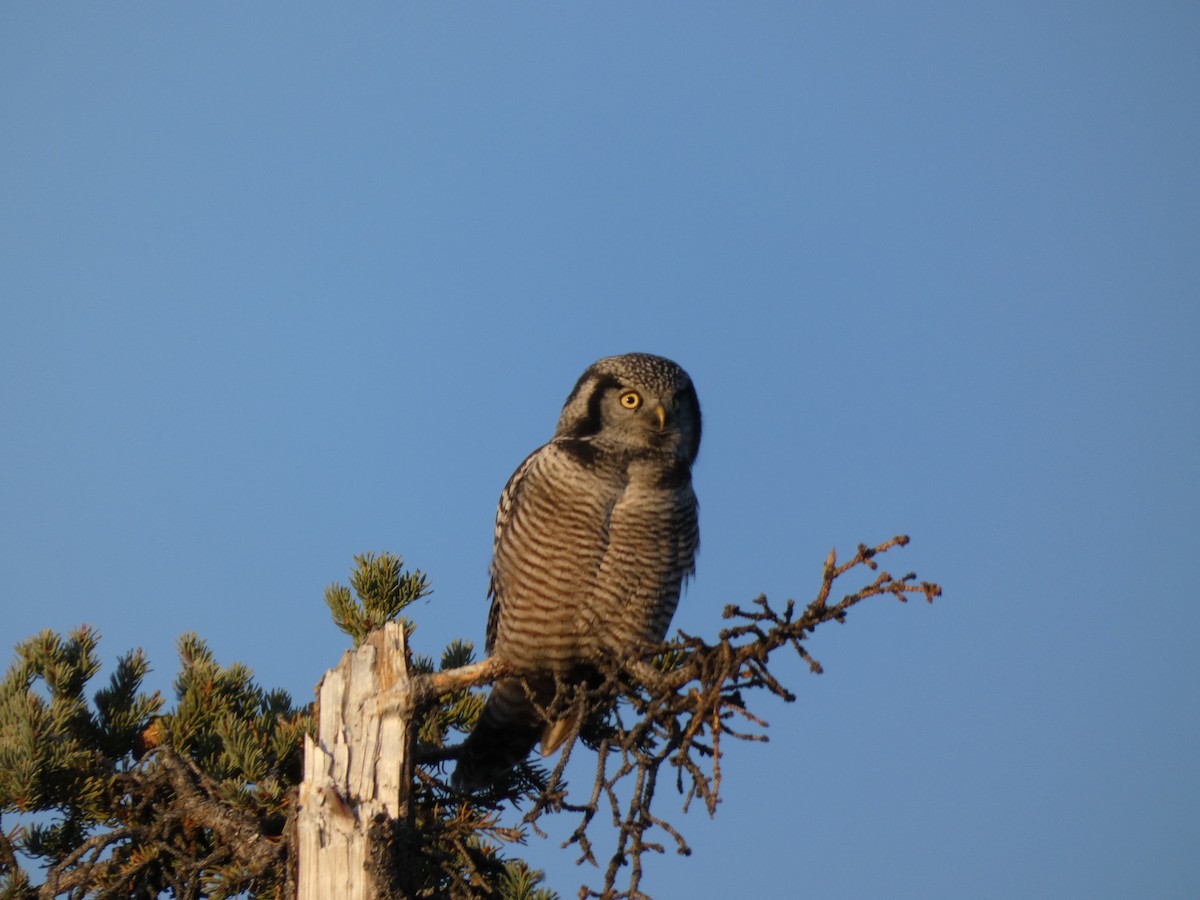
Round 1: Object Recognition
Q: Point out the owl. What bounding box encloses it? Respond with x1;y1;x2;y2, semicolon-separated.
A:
451;353;701;793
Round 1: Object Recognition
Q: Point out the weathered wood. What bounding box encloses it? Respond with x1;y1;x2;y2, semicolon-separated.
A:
297;621;412;900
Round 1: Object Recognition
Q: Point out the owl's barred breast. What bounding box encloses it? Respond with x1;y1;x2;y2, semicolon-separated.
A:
489;442;697;670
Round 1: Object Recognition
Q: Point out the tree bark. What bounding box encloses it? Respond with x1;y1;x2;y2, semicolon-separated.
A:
297;621;412;900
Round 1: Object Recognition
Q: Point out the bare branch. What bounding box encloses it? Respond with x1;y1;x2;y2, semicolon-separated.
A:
410;536;941;899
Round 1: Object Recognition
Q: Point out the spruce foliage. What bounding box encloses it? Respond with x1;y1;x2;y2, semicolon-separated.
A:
0;623;307;899
324;551;430;648
0;555;555;899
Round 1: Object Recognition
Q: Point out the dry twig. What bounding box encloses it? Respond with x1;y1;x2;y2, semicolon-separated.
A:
414;535;940;900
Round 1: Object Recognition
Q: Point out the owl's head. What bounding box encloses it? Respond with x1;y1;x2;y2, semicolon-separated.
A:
554;353;701;462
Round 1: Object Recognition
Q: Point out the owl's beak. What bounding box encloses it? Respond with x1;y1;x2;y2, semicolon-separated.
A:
653;404;668;430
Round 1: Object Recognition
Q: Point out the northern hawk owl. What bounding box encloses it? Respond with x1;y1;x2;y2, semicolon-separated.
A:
452;353;701;792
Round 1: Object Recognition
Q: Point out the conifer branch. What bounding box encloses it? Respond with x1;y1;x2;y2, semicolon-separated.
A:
405;534;940;900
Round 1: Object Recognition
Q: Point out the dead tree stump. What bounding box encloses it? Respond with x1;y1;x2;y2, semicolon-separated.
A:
297;621;412;899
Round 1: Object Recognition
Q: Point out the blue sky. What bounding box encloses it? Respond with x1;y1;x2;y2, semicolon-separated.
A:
2;4;1197;898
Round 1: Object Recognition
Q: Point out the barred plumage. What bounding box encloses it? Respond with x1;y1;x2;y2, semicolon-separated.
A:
452;353;701;793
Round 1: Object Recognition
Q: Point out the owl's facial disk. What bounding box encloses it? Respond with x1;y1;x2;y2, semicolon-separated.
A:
614;388;667;429
601;386;685;451
554;354;701;463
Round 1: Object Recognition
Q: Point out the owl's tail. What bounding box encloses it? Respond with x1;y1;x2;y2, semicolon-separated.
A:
451;678;543;794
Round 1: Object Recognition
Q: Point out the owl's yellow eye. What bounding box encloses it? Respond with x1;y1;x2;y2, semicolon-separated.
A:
619;391;642;410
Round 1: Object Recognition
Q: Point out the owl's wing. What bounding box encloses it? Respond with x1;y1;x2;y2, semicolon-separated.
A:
485;446;544;654
484;440;619;664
